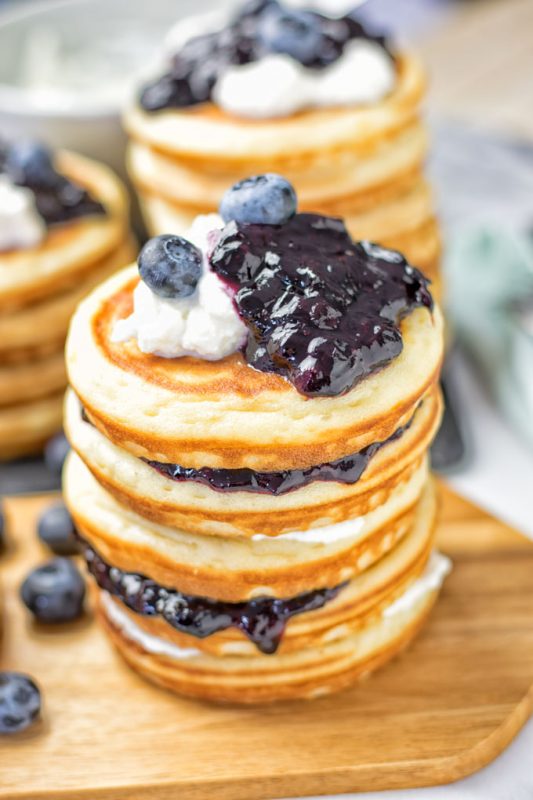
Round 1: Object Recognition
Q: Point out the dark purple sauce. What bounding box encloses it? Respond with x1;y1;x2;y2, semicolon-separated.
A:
0;144;105;228
140;0;392;112
210;214;433;397
145;409;415;495
83;540;345;654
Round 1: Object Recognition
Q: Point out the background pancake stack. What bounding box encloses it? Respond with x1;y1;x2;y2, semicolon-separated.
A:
63;214;448;702
0;151;134;460
125;4;442;296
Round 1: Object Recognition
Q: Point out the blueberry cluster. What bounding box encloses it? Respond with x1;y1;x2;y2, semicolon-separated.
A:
0;140;105;226
84;540;344;654
140;0;391;112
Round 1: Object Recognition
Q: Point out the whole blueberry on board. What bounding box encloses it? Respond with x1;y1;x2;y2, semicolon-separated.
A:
44;431;70;475
38;503;79;556
5;141;59;190
138;234;203;299
20;558;85;624
0;673;41;735
219;174;297;225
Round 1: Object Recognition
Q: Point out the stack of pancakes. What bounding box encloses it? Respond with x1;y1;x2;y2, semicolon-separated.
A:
0;152;134;460
126;46;441;296
64;251;446;703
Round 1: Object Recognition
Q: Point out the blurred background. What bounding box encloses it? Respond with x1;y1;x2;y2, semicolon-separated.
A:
0;0;532;544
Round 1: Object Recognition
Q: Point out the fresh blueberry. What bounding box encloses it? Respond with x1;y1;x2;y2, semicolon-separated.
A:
20;558;85;624
0;502;5;550
44;432;70;475
258;7;323;64
5;141;59;190
0;673;41;735
38;503;79;556
219;174;297;225
138;235;203;299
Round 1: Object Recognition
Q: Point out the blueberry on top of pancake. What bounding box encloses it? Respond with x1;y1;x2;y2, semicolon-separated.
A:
209;174;433;397
0;140;105;228
140;0;392;113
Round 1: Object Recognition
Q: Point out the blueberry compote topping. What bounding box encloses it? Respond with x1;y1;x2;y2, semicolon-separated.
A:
140;0;391;112
210;214;433;397
0;141;104;227
145;409;415;495
84;541;345;654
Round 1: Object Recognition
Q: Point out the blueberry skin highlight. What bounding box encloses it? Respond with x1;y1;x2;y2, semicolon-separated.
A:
258;6;323;64
20;558;86;624
0;673;41;735
219;174;297;225
138;234;203;299
5;141;58;190
38;503;80;556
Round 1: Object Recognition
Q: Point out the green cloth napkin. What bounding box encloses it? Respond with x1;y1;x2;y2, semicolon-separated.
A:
446;226;533;448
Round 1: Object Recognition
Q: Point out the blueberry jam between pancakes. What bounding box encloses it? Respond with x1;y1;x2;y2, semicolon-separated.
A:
140;0;392;112
84;541;345;654
0;142;105;228
209;213;433;397
145;408;416;495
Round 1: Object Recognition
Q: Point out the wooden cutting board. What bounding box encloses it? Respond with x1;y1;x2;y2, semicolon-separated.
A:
1;484;533;800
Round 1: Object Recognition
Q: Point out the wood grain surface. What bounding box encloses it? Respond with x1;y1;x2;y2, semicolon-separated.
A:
1;484;532;800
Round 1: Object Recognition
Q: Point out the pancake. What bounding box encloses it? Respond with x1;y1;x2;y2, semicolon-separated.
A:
128;119;428;210
125;54;426;164
65;451;432;600
0;237;136;363
65;386;441;536
92;478;436;659
0;350;66;407
0;391;63;460
97;546;444;704
63;157;447;701
0;151;129;312
66;266;444;470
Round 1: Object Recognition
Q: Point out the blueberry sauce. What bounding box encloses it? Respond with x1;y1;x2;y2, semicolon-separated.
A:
140;0;392;112
0;142;105;228
83;540;345;654
209;214;433;397
145;409;415;495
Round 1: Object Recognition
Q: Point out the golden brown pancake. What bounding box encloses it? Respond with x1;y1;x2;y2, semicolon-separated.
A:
125;51;441;296
65;386;442;536
0;350;66;407
65;451;432;600
0;391;63;460
66;267;444;470
0;237;136;363
0;151;129;312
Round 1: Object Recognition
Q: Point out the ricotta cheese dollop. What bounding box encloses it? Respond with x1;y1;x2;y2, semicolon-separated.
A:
0;175;45;252
111;214;247;360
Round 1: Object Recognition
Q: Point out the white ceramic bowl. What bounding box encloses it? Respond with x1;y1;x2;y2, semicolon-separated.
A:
0;0;222;178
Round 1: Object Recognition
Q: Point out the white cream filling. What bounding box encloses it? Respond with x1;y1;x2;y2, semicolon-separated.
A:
213;40;396;119
111;213;247;360
101;592;202;660
0;175;45;252
383;552;452;618
100;551;451;662
251;514;366;544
